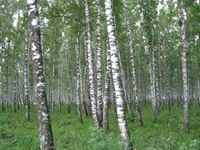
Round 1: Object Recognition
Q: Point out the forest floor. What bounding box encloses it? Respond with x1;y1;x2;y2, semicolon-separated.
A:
0;103;200;150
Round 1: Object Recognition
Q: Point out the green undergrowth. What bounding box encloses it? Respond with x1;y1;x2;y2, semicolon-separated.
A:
0;103;200;150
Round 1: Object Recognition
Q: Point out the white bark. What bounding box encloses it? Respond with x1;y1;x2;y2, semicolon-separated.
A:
124;0;143;126
76;36;83;123
179;0;189;131
103;38;111;133
105;0;133;149
24;19;30;119
26;0;55;149
96;0;103;126
84;0;99;127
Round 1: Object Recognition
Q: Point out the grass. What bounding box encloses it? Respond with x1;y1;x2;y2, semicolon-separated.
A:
0;103;200;150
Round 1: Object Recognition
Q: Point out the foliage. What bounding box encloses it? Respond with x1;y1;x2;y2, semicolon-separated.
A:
0;104;200;149
129;104;200;149
87;127;123;150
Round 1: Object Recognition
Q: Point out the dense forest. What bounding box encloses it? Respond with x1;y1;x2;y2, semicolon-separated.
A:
0;0;200;149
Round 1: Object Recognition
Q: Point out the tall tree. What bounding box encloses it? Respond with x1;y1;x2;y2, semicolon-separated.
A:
96;0;103;127
84;0;99;127
141;0;158;119
179;0;189;132
76;35;83;123
0;44;4;111
105;0;133;149
124;0;143;126
103;37;111;133
26;0;55;149
24;16;30;120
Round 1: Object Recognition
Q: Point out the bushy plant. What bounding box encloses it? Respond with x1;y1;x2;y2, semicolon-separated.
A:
87;127;123;150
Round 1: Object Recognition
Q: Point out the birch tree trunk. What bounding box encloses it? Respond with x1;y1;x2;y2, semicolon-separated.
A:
26;0;55;149
0;44;4;111
103;38;111;133
58;49;62;112
13;36;19;113
166;60;171;111
40;0;46;76
84;0;99;127
105;0;133;149
6;41;10;109
149;44;156;119
24;18;30;120
84;18;92;116
96;0;103;127
76;36;83;123
66;48;71;113
179;0;189;132
79;39;88;116
124;0;143;126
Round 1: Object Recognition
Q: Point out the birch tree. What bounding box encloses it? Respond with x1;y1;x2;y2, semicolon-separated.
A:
24;16;30;120
96;0;103;127
76;35;83;123
105;0;133;149
84;0;99;127
124;0;143;126
26;0;55;149
179;0;189;132
103;38;111;133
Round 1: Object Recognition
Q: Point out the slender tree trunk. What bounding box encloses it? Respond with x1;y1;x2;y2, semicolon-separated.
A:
103;38;111;133
84;23;92;116
154;45;161;112
96;0;103;127
0;44;4;111
58;49;62;112
76;36;83;123
166;56;171;111
6;41;10;109
179;0;189;132
79;39;88;116
51;64;55;112
24;18;30;120
105;0;133;149
84;0;99;127
149;47;156;119
40;0;46;77
13;36;19;113
124;0;143;126
126;68;134;117
66;49;71;113
26;0;55;149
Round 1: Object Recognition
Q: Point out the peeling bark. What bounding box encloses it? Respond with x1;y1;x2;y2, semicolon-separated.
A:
24;18;30;120
26;0;55;149
103;38;111;133
84;0;99;127
105;0;133;149
96;0;103;127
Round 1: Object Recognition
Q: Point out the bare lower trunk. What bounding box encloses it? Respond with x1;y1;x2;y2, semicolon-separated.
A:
179;0;189;132
24;19;30;120
124;0;143;126
76;36;83;123
84;0;99;127
96;0;103;127
105;0;133;149
26;0;55;149
103;39;111;133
